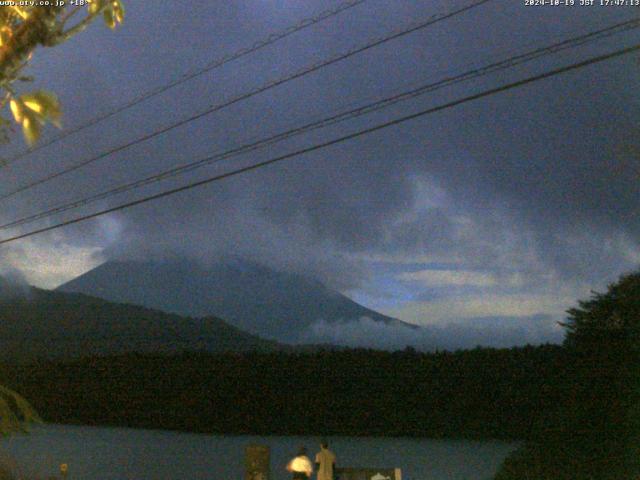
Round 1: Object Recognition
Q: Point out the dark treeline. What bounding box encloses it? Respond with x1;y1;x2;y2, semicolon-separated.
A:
0;344;565;440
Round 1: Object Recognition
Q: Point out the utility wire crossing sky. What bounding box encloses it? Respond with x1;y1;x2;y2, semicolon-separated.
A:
0;41;637;245
0;0;491;202
0;17;637;232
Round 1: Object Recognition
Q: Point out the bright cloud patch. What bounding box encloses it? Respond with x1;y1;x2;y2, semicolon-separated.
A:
2;240;104;289
396;269;525;288
386;292;577;326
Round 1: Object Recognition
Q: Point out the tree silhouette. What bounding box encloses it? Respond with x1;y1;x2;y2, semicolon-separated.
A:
562;271;640;478
496;271;640;479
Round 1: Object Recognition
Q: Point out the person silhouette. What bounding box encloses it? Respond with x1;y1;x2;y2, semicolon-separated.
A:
286;446;313;479
314;441;336;480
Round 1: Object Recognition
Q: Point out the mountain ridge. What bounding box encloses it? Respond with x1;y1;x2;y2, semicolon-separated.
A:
0;285;283;362
57;258;414;343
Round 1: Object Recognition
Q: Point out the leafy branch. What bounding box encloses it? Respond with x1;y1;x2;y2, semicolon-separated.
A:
0;1;124;146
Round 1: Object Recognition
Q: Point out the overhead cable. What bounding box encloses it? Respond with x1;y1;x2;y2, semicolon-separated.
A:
1;17;637;231
0;0;370;167
0;42;637;245
0;0;492;202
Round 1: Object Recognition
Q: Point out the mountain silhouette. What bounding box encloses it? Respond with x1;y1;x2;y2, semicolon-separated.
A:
58;258;413;342
0;282;280;361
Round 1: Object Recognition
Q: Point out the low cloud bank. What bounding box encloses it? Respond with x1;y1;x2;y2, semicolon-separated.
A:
300;315;564;351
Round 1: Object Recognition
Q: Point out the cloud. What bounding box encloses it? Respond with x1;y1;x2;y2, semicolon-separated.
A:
300;315;563;351
0;0;637;330
386;290;579;326
0;239;103;289
0;215;122;288
396;269;525;288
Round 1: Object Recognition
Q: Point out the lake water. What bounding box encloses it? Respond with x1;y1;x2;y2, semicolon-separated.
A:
0;424;518;479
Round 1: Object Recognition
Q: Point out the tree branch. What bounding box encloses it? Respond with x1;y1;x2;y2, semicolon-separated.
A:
53;9;102;46
0;7;64;83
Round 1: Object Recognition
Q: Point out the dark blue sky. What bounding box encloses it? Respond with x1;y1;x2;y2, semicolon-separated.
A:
0;0;638;347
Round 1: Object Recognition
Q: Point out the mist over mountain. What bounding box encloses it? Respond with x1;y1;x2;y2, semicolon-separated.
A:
57;258;414;343
0;282;280;362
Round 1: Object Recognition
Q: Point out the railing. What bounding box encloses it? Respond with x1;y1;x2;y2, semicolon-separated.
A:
335;467;402;480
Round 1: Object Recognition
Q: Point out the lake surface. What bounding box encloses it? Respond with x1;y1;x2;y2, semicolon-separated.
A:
0;424;517;479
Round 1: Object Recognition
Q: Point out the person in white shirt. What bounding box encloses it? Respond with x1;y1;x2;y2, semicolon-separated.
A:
315;441;336;480
286;446;313;479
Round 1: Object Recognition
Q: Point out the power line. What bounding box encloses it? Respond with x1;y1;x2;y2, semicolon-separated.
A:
0;0;369;167
1;18;637;232
0;42;636;246
0;0;492;203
